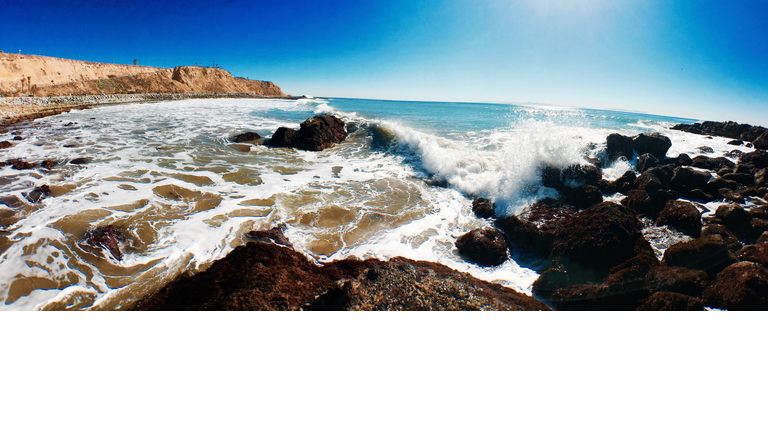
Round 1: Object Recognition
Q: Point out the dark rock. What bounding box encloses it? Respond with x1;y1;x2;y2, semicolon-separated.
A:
703;262;768;310
645;266;708;298
753;133;768;150
739;151;768;170
757;231;768;244
268;127;298;148
23;185;51;203
0;141;13;149
672;121;765;140
718;189;745;204
736;244;768;267
559;184;603;209
755;168;768;188
667;153;692;166
637;292;704;311
86;225;125;260
701;224;742;251
70;157;90;165
692;155;734;170
728;140;745;146
697;146;714;153
687;189;714;202
134;241;549;311
39;159;57;170
542;164;601;189
622;189;655;218
611;170;637;195
13;136;23;141
635;169;665;193
549;201;649;278
727;149;745;159
246;226;293;247
471;198;495;219
456;229;508;266
10;159;35;170
232;131;261;143
637;153;660;172
715;203;752;239
662;235;737;277
497;215;553;256
606;132;672;161
742;126;768;143
656;200;702;237
722;172;753;186
671;166;711;195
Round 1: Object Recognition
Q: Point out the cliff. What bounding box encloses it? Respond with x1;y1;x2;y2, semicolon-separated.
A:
0;53;286;98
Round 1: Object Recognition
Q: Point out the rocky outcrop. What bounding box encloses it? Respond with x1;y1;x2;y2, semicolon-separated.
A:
456;229;508;266
606;132;672;161
269;115;347;151
133;239;549;311
671;121;767;142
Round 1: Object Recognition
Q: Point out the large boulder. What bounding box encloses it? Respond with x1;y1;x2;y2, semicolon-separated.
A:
606;132;672;161
752;133;768;150
655;200;702;237
671;167;711;196
661;235;737;277
739;150;768;170
703;262;768;310
549;201;649;278
456;229;508;266
269;115;347;151
715;203;754;241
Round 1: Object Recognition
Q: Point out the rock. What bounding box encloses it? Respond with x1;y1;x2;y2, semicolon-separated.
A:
13;136;23;141
715;203;753;239
246;226;293;247
645;266;708;298
701;224;742;251
40;159;57;170
656;200;702;237
703;262;768;310
636;292;704;311
269;127;298;147
456;229;508;266
692;155;734;170
86;225;125;260
471;198;495;219
637;153;660;172
611;170;637;194
635;169;666;193
232;131;261;143
671;166;711;196
296;115;347;151
736;244;768;267
559;184;603;209
606;133;672;161
667;153;692;166
0;141;13;149
739;151;768;170
23;185;51;203
698;146;714;153
622;189;655;218
662;235;737;277
549;201;649;278
687;189;715;202
671;121;764;140
728;140;745;146
134;240;549;311
70;157;90;165
722;172;753;186
753;133;768;150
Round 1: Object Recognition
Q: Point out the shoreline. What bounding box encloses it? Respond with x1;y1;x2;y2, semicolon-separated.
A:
0;93;302;128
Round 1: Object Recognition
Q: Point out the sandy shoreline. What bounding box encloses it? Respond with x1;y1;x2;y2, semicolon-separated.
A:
0;93;302;127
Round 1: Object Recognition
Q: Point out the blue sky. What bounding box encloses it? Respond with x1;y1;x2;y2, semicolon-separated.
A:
4;0;767;124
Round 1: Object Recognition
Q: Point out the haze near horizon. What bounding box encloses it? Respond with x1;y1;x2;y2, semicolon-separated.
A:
4;0;767;125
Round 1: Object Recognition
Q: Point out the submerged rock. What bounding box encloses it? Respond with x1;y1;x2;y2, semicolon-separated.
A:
232;131;261;143
471;197;495;219
86;225;125;260
23;185;51;203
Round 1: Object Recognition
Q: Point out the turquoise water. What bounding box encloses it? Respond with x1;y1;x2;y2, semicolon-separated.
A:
0;97;735;310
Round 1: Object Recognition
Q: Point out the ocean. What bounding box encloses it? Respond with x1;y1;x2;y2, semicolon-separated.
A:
0;97;741;310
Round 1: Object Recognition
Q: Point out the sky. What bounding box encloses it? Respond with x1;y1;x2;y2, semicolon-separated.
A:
4;0;767;124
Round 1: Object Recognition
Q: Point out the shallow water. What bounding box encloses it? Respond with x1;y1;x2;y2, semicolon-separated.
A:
0;98;746;310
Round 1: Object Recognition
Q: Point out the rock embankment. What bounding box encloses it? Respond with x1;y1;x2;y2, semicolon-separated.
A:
672;121;768;148
456;126;768;310
133;227;550;311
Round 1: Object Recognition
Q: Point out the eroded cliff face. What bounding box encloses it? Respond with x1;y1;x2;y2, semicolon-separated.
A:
0;53;285;97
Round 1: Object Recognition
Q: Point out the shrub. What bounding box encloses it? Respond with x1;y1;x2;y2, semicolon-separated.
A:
96;81;104;90
107;74;116;78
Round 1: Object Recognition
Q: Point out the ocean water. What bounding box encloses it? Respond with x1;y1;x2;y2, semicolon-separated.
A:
0;97;743;310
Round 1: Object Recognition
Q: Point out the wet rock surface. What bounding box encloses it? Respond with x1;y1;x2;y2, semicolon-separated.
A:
231;131;261;143
85;225;125;260
269;114;347;151
703;262;768;310
455;228;508;266
133;240;549;311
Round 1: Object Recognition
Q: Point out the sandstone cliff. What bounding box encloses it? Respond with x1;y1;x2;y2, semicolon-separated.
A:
0;53;285;98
